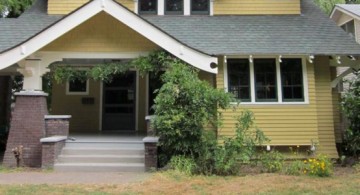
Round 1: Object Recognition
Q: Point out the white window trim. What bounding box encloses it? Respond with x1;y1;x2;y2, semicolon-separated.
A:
158;0;165;15
224;56;309;105
155;0;212;16
66;79;90;95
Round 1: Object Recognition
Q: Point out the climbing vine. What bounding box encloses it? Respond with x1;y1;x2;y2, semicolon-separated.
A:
51;50;175;83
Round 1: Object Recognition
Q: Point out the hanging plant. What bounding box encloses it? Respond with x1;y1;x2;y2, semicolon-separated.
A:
51;50;173;83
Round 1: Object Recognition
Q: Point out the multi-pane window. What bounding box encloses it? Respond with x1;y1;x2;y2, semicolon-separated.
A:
228;59;251;102
165;0;184;14
191;0;209;15
281;59;304;102
254;59;277;102
227;58;305;103
139;0;157;14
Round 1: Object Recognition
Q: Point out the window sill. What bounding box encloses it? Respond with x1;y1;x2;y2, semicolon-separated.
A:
230;102;310;106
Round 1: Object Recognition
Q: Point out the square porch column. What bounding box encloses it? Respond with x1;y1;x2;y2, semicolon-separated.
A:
3;59;49;167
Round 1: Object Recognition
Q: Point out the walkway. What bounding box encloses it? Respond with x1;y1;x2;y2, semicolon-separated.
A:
0;172;151;184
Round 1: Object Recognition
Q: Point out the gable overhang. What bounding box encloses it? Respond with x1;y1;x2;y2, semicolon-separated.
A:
0;0;218;74
330;5;360;24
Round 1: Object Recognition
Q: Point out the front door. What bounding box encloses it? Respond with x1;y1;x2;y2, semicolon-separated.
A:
102;72;136;131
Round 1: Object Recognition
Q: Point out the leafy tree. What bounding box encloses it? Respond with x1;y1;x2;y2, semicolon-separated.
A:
0;0;33;18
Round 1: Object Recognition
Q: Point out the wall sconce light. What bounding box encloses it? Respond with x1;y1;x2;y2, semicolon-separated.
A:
249;55;253;63
266;145;271;151
278;55;282;63
224;55;227;64
308;55;314;64
336;56;341;64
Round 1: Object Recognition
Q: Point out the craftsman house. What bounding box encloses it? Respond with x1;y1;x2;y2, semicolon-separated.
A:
1;0;360;171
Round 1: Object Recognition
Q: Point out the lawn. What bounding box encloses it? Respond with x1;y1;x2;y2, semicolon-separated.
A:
0;167;359;195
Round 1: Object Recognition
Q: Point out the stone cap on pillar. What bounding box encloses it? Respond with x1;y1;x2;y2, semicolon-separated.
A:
45;115;72;120
143;136;159;143
40;136;67;143
15;90;48;97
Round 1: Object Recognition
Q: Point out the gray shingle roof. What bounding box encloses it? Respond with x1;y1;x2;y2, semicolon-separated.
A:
336;4;360;17
0;0;63;53
1;0;360;56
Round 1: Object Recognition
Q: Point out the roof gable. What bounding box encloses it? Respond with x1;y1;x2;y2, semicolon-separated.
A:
0;0;217;73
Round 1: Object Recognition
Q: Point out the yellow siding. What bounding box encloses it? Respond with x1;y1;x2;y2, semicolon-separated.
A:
214;0;301;15
314;57;338;158
51;80;101;133
48;0;134;15
217;57;319;146
41;12;159;52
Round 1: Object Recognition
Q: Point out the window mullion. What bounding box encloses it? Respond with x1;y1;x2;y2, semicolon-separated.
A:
276;59;282;103
250;61;255;103
158;0;165;15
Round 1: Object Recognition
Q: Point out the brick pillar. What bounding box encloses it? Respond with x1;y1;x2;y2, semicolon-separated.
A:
3;91;48;167
143;137;159;171
44;115;71;137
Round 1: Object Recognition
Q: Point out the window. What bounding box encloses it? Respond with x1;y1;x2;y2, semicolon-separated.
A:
341;20;355;39
281;59;304;102
66;79;89;95
191;0;209;15
226;58;306;103
254;59;277;102
227;59;251;102
165;0;184;15
139;0;157;14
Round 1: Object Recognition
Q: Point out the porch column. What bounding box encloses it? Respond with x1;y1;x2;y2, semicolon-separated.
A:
3;59;49;167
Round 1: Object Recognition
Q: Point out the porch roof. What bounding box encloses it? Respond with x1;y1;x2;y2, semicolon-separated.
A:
1;0;360;57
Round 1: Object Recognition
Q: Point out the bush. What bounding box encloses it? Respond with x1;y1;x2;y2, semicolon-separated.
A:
285;160;307;176
342;72;360;158
154;62;233;166
260;150;284;173
169;155;197;175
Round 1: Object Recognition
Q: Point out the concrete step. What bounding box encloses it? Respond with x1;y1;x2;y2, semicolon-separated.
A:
57;154;144;163
64;141;144;149
54;163;145;172
61;148;145;156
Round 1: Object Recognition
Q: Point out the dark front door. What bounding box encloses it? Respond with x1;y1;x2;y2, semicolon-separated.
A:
102;72;136;131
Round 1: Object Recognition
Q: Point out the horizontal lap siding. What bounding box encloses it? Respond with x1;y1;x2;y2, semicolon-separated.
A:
48;0;134;15
217;57;319;146
41;12;159;52
214;0;301;15
314;57;338;158
51;80;101;133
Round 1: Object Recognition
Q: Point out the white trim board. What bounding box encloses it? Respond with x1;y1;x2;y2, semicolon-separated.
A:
224;56;309;105
0;0;217;74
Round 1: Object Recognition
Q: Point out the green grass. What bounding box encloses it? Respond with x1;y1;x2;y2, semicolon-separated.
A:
0;168;358;195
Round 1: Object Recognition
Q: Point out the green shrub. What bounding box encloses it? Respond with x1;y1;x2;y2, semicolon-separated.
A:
260;150;284;173
154;61;233;166
169;155;197;175
195;110;269;176
285;160;307;176
342;72;360;158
